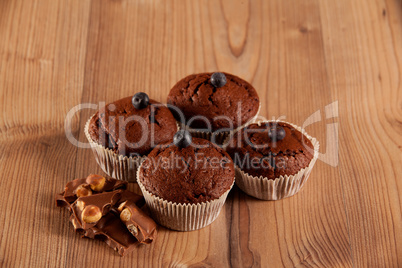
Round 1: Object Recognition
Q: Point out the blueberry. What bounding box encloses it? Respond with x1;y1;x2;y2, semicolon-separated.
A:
268;126;286;141
210;72;227;88
132;92;149;109
173;130;192;148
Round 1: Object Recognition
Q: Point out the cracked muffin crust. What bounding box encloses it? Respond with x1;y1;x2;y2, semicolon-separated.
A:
88;96;177;157
138;138;235;204
226;122;314;179
167;72;260;131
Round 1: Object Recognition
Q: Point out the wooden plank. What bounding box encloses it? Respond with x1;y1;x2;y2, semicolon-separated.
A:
0;0;400;267
319;0;402;266
68;0;353;266
0;0;90;140
0;0;91;267
254;0;352;266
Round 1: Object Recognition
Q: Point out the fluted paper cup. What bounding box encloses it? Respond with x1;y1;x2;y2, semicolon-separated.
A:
224;120;319;200
84;115;146;182
180;103;261;145
137;166;234;231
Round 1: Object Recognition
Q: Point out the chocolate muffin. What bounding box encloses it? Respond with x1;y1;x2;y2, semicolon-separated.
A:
139;137;234;204
226;122;314;179
137;133;235;231
88;96;177;157
167;72;260;132
225;121;319;200
84;94;178;182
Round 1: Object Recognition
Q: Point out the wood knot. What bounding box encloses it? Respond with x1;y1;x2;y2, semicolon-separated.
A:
299;26;308;34
222;0;250;57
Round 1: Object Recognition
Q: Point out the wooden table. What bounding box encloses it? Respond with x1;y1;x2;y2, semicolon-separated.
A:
0;0;401;267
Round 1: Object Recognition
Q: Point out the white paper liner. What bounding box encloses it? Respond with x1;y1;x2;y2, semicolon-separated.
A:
223;120;319;200
137;166;235;231
179;103;261;145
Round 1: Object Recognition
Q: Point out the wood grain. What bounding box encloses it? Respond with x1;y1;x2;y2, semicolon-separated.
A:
0;0;400;267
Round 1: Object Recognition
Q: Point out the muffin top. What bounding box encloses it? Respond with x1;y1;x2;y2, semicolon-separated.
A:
139;138;235;204
167;72;260;131
88;96;177;156
226;122;314;179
